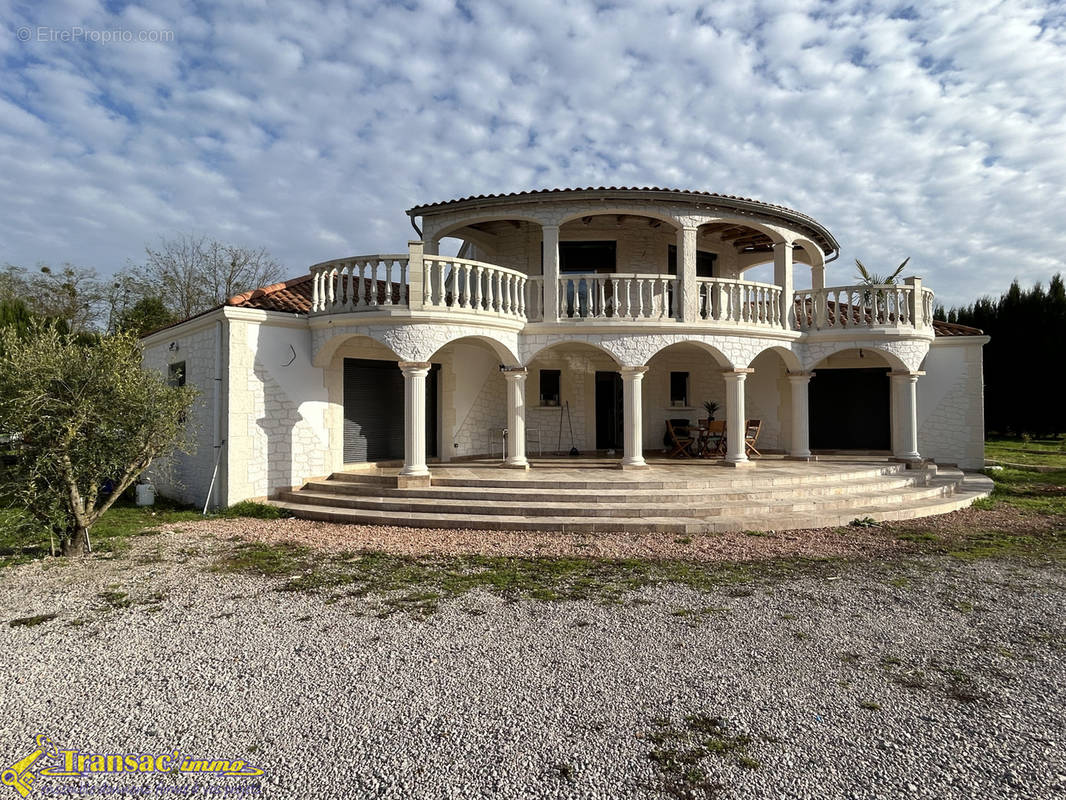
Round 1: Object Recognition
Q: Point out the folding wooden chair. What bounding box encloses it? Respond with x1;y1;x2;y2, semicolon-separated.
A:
666;420;696;458
700;420;727;457
744;419;762;457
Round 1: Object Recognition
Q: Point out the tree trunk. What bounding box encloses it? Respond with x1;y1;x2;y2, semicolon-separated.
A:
60;526;90;556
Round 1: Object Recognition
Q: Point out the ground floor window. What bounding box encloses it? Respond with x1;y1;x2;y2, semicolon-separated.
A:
670;371;689;407
539;369;561;406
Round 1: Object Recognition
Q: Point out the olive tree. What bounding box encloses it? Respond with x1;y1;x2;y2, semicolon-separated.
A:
0;324;198;555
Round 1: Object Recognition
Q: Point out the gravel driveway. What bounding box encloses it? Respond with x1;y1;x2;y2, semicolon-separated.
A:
1;527;1063;799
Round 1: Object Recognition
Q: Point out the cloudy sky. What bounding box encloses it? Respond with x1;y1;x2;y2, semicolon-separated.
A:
1;0;1064;307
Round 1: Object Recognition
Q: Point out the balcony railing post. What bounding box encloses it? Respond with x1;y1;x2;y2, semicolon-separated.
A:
906;276;924;330
407;241;425;309
773;241;795;330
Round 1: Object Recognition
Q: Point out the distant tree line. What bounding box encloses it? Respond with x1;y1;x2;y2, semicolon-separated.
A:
0;233;284;337
936;273;1066;436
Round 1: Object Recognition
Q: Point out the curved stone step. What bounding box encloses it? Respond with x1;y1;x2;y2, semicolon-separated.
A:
328;462;908;491
277;480;953;519
297;473;921;504
273;472;993;534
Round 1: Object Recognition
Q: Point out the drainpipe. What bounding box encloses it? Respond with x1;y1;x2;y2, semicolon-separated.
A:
203;318;225;513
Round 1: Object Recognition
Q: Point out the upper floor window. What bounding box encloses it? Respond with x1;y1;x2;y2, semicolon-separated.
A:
667;246;717;278
559;241;616;273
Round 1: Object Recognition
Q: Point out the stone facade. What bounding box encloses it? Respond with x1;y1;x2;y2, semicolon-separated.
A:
227;314;331;502
141;315;221;507
140;189;986;505
917;339;987;470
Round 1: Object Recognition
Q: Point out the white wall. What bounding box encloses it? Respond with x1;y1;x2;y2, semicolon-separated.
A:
141;315;222;507
439;341;507;458
917;337;987;470
227;312;331;503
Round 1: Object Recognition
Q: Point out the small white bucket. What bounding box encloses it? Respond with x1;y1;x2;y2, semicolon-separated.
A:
135;483;156;507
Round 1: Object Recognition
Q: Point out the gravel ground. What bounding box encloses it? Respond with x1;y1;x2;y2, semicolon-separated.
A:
154;503;1058;563
1;527;1064;799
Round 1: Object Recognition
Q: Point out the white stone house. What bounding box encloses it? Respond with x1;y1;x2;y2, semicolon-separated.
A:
140;187;988;510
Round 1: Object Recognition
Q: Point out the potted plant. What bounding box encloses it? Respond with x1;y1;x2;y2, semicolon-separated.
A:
699;400;720;427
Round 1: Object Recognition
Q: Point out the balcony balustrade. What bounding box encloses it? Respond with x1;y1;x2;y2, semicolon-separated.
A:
309;246;934;336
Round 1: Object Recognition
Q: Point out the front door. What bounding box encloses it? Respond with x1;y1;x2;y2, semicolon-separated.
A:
595;371;624;450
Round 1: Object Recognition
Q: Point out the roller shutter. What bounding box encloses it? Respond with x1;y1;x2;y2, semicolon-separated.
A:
343;359;438;463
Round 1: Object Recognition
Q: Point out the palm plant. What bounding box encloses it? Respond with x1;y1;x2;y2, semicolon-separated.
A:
854;257;910;286
854;257;910;314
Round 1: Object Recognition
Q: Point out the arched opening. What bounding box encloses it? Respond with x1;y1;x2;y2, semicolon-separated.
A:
320;334;437;466
792;239;827;292
427;336;518;461
745;347;796;454
696;220;783;282
809;347;895;452
556;212;680;274
523;341;622;455
644;342;730;454
430;216;545;275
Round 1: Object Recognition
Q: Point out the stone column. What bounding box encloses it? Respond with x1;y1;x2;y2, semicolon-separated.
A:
677;225;698;322
723;368;755;468
398;361;432;485
620;366;649;469
542;224;560;323
787;372;813;460
773;240;795;329
890;371;923;462
811;264;825;291
502;368;529;470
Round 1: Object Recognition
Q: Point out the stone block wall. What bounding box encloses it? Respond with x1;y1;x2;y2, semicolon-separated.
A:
438;341;507;458
141;317;221;507
917;339;986;470
227;315;331;503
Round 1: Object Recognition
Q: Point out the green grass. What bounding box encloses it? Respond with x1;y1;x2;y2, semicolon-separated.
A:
8;612;58;628
980;467;1066;515
0;495;289;568
214;541;843;611
646;713;761;796
985;435;1066;468
218;500;291;520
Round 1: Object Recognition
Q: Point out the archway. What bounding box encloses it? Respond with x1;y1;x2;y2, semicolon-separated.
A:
428;336;521;460
523;341;622;455
644;342;730;454
809;347;894;452
320;334;432;466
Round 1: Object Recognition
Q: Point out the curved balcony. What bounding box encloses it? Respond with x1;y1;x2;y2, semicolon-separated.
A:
795;282;934;332
307;246;935;338
422;255;529;319
310;255;410;314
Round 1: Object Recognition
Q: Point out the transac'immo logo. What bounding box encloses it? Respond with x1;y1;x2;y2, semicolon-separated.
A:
2;734;263;797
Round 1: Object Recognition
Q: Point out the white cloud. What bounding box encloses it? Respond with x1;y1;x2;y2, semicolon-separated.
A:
0;0;1064;307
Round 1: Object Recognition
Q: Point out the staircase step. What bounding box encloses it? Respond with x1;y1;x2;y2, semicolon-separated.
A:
298;474;920;504
277;481;952;519
327;463;908;491
272;473;989;535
